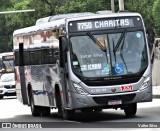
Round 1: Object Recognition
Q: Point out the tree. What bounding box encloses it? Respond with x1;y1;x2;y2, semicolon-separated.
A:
125;0;155;44
153;0;160;37
3;0;54;52
0;0;13;52
0;0;157;52
57;0;110;14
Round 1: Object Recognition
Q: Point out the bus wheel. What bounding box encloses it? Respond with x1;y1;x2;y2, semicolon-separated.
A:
62;109;75;120
94;109;102;112
0;96;3;99
29;90;42;116
81;109;93;113
56;91;74;120
124;103;137;117
56;92;62;117
42;107;50;116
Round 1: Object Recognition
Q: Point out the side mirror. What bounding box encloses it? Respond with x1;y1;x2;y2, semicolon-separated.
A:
59;36;68;52
59;36;68;68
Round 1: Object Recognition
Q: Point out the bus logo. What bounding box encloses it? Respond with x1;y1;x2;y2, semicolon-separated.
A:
111;88;116;92
121;85;132;92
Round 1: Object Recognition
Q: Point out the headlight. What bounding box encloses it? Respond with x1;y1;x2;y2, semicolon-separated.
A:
139;76;151;91
72;82;88;95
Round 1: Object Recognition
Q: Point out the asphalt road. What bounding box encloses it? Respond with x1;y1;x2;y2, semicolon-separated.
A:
0;96;160;129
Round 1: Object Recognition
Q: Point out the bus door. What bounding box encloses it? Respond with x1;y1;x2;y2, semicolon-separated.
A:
59;36;69;108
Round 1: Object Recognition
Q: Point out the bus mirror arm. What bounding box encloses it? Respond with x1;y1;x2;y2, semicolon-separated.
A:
59;36;68;52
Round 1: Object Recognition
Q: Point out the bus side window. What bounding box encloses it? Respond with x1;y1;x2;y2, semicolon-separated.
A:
36;50;41;64
29;51;35;65
15;51;19;66
24;51;29;65
53;48;59;64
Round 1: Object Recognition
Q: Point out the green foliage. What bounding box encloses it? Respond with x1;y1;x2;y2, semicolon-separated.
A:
57;0;110;14
125;0;155;44
153;0;160;37
0;0;158;52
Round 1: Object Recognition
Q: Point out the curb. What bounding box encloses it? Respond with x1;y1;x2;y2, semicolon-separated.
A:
153;95;160;98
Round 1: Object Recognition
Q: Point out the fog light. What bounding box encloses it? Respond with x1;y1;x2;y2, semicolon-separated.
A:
77;98;87;104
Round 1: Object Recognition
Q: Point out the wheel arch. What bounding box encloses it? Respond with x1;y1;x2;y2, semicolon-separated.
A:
54;84;61;108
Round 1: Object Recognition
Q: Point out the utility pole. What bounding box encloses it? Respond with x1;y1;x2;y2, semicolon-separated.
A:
119;0;125;11
111;0;115;13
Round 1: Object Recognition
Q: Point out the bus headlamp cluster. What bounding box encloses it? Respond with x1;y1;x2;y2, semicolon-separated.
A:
72;82;88;95
139;76;151;91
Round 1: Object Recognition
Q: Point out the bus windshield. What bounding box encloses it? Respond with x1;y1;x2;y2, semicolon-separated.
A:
3;60;14;72
2;55;14;73
70;31;148;78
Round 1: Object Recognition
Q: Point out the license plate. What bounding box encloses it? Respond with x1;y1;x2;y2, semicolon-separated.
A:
108;100;122;105
7;90;15;93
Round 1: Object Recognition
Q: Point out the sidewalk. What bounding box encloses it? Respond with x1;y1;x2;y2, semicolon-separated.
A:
153;86;160;98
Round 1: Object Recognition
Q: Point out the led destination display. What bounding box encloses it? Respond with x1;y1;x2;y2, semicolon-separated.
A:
2;55;14;61
68;17;142;32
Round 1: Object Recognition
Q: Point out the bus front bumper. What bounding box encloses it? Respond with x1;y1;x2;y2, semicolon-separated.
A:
69;87;152;110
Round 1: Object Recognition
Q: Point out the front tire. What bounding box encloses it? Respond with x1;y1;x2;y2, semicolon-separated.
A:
94;109;102;112
62;109;75;120
81;109;93;113
55;91;62;117
0;96;3;99
42;107;50;116
29;90;42;116
56;91;75;120
124;103;137;117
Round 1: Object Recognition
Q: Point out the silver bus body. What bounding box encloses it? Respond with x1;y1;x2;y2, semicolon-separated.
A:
13;12;152;119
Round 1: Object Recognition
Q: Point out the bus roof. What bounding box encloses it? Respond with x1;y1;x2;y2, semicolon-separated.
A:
36;16;51;25
0;52;13;57
65;12;142;23
13;12;142;37
35;12;95;25
0;52;13;59
13;18;65;37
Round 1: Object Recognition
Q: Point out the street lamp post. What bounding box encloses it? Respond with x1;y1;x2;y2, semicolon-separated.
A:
0;9;35;14
111;0;115;13
119;0;125;11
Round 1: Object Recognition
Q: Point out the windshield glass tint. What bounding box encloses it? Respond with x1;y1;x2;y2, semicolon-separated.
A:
3;60;14;72
70;31;148;78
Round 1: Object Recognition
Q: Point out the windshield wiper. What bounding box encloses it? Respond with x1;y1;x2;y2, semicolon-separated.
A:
87;32;106;52
119;33;128;73
113;30;128;73
113;30;126;52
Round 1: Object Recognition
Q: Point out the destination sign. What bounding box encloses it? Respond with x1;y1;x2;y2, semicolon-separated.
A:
2;55;14;60
68;17;142;32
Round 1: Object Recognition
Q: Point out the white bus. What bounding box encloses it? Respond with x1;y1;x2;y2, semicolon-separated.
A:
13;11;152;120
0;52;14;74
